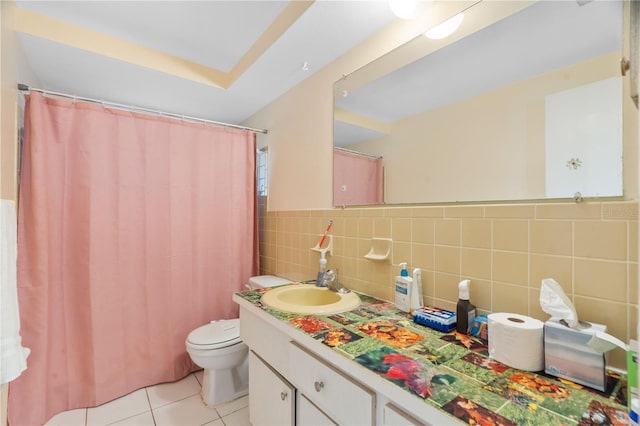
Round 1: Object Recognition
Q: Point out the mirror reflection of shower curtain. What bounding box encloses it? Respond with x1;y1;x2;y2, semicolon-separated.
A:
333;148;384;206
9;92;259;426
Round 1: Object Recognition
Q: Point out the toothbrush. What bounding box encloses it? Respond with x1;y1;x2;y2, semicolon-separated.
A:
318;220;333;248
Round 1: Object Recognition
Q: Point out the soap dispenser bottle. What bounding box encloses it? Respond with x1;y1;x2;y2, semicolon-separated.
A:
394;262;412;312
456;279;476;334
316;249;328;286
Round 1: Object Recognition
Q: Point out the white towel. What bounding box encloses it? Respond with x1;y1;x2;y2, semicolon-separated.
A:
1;199;30;384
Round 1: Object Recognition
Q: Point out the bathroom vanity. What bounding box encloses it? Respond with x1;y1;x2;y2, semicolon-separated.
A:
236;297;440;425
233;287;628;425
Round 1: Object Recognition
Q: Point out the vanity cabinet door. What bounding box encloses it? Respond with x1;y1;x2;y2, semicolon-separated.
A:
249;350;295;426
382;403;429;426
289;341;375;425
297;394;337;425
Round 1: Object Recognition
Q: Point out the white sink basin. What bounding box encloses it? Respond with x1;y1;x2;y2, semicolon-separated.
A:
260;284;360;315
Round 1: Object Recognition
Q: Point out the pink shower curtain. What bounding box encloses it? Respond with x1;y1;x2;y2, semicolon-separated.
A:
333;149;383;205
9;93;259;426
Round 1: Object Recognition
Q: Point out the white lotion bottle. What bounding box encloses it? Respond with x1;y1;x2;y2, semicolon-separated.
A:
410;268;423;314
394;262;412;312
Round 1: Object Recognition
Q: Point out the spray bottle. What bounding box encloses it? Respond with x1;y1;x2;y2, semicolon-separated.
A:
456;279;476;334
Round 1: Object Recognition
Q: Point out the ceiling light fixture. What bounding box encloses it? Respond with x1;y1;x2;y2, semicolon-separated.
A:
389;0;418;19
424;13;464;39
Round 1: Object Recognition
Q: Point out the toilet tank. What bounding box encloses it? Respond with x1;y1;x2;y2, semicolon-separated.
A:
247;275;292;289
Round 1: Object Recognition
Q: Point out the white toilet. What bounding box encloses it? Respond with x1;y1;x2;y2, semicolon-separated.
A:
185;275;291;406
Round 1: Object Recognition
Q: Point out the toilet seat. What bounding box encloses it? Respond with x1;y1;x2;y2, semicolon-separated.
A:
186;319;241;350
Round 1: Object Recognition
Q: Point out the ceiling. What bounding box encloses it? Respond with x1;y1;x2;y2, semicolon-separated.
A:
13;0;623;139
13;1;398;128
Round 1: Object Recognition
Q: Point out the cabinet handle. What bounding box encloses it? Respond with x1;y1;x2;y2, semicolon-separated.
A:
314;380;324;392
280;391;288;401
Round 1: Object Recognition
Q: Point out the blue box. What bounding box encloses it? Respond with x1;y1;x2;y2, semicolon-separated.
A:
413;306;457;333
471;315;488;340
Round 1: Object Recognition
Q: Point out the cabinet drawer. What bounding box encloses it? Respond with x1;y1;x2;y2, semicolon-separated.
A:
289;341;375;425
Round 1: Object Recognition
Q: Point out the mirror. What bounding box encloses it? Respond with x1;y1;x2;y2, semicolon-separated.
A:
333;0;627;206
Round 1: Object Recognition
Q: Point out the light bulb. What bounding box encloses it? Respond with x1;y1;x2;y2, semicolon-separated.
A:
425;13;464;39
389;0;417;19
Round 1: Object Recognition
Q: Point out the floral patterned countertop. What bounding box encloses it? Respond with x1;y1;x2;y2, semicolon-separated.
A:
236;285;629;426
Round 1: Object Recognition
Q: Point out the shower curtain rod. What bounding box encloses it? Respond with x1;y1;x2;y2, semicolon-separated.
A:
17;84;268;134
334;146;382;159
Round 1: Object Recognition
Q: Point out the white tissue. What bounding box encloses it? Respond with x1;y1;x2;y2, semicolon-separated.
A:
540;278;626;355
539;278;579;329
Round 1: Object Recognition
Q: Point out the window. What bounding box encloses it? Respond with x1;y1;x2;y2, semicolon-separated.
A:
256;147;268;196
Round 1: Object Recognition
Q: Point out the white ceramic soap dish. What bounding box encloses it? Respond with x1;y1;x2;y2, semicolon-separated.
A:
364;238;392;261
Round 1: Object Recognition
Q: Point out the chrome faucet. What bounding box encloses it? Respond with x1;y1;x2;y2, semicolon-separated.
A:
318;269;350;294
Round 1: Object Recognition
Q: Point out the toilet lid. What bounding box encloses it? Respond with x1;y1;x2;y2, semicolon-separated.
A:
187;319;241;348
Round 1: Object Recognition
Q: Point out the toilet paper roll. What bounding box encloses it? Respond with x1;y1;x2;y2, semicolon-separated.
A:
488;313;544;371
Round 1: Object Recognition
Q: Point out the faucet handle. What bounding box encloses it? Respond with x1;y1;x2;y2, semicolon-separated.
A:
323;269;351;293
321;270;335;288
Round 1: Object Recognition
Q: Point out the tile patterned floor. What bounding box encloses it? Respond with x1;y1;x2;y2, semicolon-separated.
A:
43;371;250;426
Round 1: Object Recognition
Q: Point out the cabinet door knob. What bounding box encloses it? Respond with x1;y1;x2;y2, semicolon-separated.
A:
314;380;324;392
280;391;288;400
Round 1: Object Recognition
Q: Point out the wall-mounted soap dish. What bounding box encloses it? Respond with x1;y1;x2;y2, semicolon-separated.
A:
364;238;392;261
311;234;333;256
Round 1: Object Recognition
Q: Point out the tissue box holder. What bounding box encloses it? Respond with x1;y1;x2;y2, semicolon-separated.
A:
544;318;608;391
